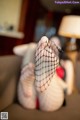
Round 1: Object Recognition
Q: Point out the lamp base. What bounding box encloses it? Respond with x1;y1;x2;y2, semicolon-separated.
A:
65;38;77;52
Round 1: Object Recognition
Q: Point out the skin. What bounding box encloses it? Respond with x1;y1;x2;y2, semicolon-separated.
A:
50;36;74;95
35;36;66;111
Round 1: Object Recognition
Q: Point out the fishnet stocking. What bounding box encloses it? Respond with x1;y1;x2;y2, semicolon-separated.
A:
35;38;59;92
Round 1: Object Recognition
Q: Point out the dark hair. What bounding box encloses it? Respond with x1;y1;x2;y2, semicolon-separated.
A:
59;51;70;61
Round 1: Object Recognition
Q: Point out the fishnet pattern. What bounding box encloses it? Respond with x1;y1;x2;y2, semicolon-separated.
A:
18;63;36;109
35;40;59;92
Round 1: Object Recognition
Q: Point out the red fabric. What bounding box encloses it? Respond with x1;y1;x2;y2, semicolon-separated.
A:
56;66;65;79
36;98;39;109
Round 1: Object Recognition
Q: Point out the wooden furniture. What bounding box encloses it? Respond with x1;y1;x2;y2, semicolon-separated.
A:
0;31;24;55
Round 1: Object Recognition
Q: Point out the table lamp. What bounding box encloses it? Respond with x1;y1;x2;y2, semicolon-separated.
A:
58;15;80;51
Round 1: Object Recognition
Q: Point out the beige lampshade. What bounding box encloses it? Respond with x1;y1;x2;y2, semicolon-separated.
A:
58;15;80;38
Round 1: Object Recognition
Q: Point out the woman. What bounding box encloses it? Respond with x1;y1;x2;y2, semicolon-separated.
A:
17;36;67;111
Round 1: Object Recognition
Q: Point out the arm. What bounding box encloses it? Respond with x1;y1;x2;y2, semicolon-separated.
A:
64;61;74;95
13;43;37;57
13;44;29;56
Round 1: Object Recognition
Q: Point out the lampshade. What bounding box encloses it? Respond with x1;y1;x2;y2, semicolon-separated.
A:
58;15;80;39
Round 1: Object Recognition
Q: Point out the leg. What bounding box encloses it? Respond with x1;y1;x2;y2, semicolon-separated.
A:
18;63;37;109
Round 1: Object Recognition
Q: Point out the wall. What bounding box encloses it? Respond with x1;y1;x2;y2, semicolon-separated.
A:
0;0;22;31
